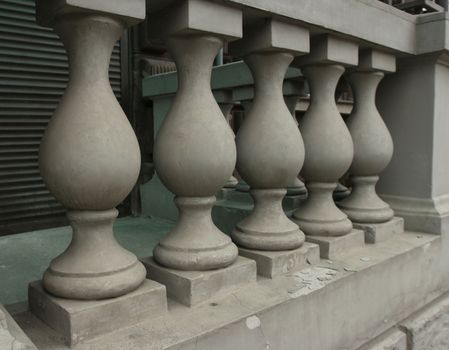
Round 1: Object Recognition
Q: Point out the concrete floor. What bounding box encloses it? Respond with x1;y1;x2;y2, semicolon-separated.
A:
0;216;174;305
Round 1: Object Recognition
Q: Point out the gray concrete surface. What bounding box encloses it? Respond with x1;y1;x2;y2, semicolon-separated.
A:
11;232;449;350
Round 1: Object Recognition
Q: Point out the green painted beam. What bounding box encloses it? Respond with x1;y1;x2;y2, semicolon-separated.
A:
142;60;303;99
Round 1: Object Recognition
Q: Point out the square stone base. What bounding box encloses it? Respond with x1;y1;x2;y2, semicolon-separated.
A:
238;242;320;278
142;256;257;306
354;216;405;244
305;229;365;260
28;279;167;346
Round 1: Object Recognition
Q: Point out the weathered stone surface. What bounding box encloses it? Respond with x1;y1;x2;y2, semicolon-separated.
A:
400;294;449;350
147;0;242;40
306;229;365;259
36;0;145;26
28;279;167;346
294;35;358;67
0;304;37;350
359;329;407;350
13;233;445;350
142;256;256;306
357;49;396;73
230;18;309;56
238;242;320;278
354;217;404;244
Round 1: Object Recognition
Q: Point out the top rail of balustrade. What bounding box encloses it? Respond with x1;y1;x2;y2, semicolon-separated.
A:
147;0;449;56
147;0;419;54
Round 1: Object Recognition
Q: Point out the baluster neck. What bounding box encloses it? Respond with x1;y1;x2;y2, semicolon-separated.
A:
168;35;222;93
349;72;384;116
55;14;123;86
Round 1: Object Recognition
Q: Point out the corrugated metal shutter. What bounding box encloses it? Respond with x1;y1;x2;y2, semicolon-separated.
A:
0;0;122;235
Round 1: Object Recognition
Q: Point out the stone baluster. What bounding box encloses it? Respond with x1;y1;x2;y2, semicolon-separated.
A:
153;35;237;270
29;1;167;345
292;35;362;258
215;90;239;188
338;49;403;242
228;20;319;278
142;0;256;306
284;81;308;197
35;0;147;301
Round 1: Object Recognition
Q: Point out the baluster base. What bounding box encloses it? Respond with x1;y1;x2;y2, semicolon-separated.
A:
338;176;394;223
238;242;320;278
224;175;239;188
354;216;404;244
333;182;351;201
292;182;353;237
142;256;256;306
43;209;146;300
306;229;365;260
29;279;167;346
231;189;305;251
286;177;308;197
153;196;238;271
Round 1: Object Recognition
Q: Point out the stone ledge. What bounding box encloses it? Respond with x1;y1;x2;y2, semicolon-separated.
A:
238;242;320;278
142;256;257;306
28;279;167;346
12;233;447;350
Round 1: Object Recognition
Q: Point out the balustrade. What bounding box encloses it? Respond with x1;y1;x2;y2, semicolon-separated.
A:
20;0;435;346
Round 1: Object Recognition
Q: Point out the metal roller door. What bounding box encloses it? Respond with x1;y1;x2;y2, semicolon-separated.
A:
0;0;123;235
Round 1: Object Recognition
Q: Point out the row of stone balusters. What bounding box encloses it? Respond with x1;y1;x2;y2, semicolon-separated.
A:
152;26;397;270
34;0;396;308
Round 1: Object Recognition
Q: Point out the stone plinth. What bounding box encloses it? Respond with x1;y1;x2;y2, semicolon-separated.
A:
238;242;320;278
306;229;365;259
28;279;167;346
142;256;256;306
354;216;404;244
